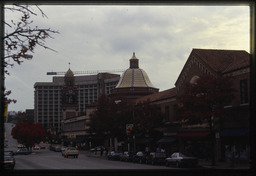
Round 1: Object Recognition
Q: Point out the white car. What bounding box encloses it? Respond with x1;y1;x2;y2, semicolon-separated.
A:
63;147;79;158
17;144;25;148
165;152;198;168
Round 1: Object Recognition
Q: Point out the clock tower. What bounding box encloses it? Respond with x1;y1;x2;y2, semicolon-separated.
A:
61;67;78;120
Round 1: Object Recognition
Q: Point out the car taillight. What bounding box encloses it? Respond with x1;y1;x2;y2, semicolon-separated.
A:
78;151;79;154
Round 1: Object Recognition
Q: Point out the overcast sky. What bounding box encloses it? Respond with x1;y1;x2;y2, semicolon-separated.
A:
4;5;250;112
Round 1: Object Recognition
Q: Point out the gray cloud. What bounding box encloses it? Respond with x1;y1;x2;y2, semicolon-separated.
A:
5;5;250;111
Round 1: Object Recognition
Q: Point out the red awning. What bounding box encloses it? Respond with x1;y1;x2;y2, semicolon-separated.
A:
177;132;210;137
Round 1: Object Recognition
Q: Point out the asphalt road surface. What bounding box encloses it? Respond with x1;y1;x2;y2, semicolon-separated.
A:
4;123;172;170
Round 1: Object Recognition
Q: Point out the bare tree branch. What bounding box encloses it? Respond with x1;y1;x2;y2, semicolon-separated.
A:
3;4;59;104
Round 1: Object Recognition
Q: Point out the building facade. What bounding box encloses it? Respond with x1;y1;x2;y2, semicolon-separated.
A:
34;72;120;133
131;49;250;162
172;49;250;162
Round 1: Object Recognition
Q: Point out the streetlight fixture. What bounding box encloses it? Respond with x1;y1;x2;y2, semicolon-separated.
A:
25;54;33;59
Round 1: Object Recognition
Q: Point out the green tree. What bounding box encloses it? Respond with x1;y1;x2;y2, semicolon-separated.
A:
177;75;235;165
11;121;45;149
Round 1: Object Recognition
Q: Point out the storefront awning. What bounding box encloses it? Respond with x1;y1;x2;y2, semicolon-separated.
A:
177;132;210;137
220;129;249;137
135;138;152;144
157;137;176;144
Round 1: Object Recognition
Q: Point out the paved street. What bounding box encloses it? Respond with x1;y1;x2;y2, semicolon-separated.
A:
4;123;171;170
4;123;249;170
13;149;172;170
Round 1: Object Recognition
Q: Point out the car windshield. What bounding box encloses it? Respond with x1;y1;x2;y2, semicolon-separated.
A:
68;147;76;150
179;153;186;157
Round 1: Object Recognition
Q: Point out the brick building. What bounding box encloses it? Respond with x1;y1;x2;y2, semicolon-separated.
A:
138;48;250;162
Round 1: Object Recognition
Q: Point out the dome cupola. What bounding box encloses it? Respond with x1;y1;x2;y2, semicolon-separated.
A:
65;68;74;77
116;52;157;89
130;52;139;69
111;52;159;99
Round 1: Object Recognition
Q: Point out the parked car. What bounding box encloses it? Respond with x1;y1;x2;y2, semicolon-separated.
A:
4;153;15;169
49;145;61;152
33;145;40;150
4;139;8;148
14;148;32;155
145;152;166;165
61;146;67;152
90;146;105;152
120;151;134;162
62;147;79;158
165;152;198;168
17;144;26;148
132;151;148;164
40;145;46;149
4;150;15;156
107;151;123;161
49;144;55;151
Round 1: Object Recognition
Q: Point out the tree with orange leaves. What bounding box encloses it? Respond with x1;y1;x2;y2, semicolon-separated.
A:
11;121;45;149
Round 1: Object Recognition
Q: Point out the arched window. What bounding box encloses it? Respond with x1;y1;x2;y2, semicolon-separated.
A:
190;75;200;84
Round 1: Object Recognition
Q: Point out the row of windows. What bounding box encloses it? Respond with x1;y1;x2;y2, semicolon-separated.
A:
163;79;249;123
78;84;97;88
63;121;86;132
36;86;61;90
240;79;249;104
164;104;178;122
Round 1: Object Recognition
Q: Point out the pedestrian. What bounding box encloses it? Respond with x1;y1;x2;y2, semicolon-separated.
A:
100;148;103;157
156;146;161;153
105;148;109;156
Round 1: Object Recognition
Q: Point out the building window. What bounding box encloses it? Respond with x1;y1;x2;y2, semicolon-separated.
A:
165;106;170;122
173;104;177;121
240;79;248;104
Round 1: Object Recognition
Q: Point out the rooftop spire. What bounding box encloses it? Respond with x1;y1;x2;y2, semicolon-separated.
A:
130;52;139;68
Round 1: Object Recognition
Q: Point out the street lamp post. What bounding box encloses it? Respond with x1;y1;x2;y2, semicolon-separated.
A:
133;108;136;153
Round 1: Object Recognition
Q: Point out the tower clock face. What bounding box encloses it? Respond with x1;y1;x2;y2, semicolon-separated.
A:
62;88;77;105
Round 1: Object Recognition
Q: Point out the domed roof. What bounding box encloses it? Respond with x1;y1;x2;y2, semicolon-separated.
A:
65;68;74;77
116;52;156;89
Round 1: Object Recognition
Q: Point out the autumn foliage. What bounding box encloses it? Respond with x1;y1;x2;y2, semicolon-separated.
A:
177;75;235;125
11;121;45;148
88;95;132;140
88;95;163;140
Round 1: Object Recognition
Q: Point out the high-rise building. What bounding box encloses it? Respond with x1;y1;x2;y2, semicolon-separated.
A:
34;71;120;133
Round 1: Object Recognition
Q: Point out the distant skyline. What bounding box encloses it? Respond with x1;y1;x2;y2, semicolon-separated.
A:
4;5;250;112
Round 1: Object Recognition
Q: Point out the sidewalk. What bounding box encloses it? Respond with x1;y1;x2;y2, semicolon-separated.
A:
81;151;250;169
198;159;250;169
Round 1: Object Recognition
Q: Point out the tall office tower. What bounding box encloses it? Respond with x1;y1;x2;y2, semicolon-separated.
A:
34;70;120;133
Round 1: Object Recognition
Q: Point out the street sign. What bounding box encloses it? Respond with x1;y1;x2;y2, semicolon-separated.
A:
126;124;134;135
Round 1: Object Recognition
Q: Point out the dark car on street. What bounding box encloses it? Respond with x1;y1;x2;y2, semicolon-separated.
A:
120;151;134;162
90;146;105;153
145;152;167;165
4;154;15;169
49;145;61;152
14;148;32;155
132;151;148;164
165;152;198;168
107;151;123;161
4;150;15;156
